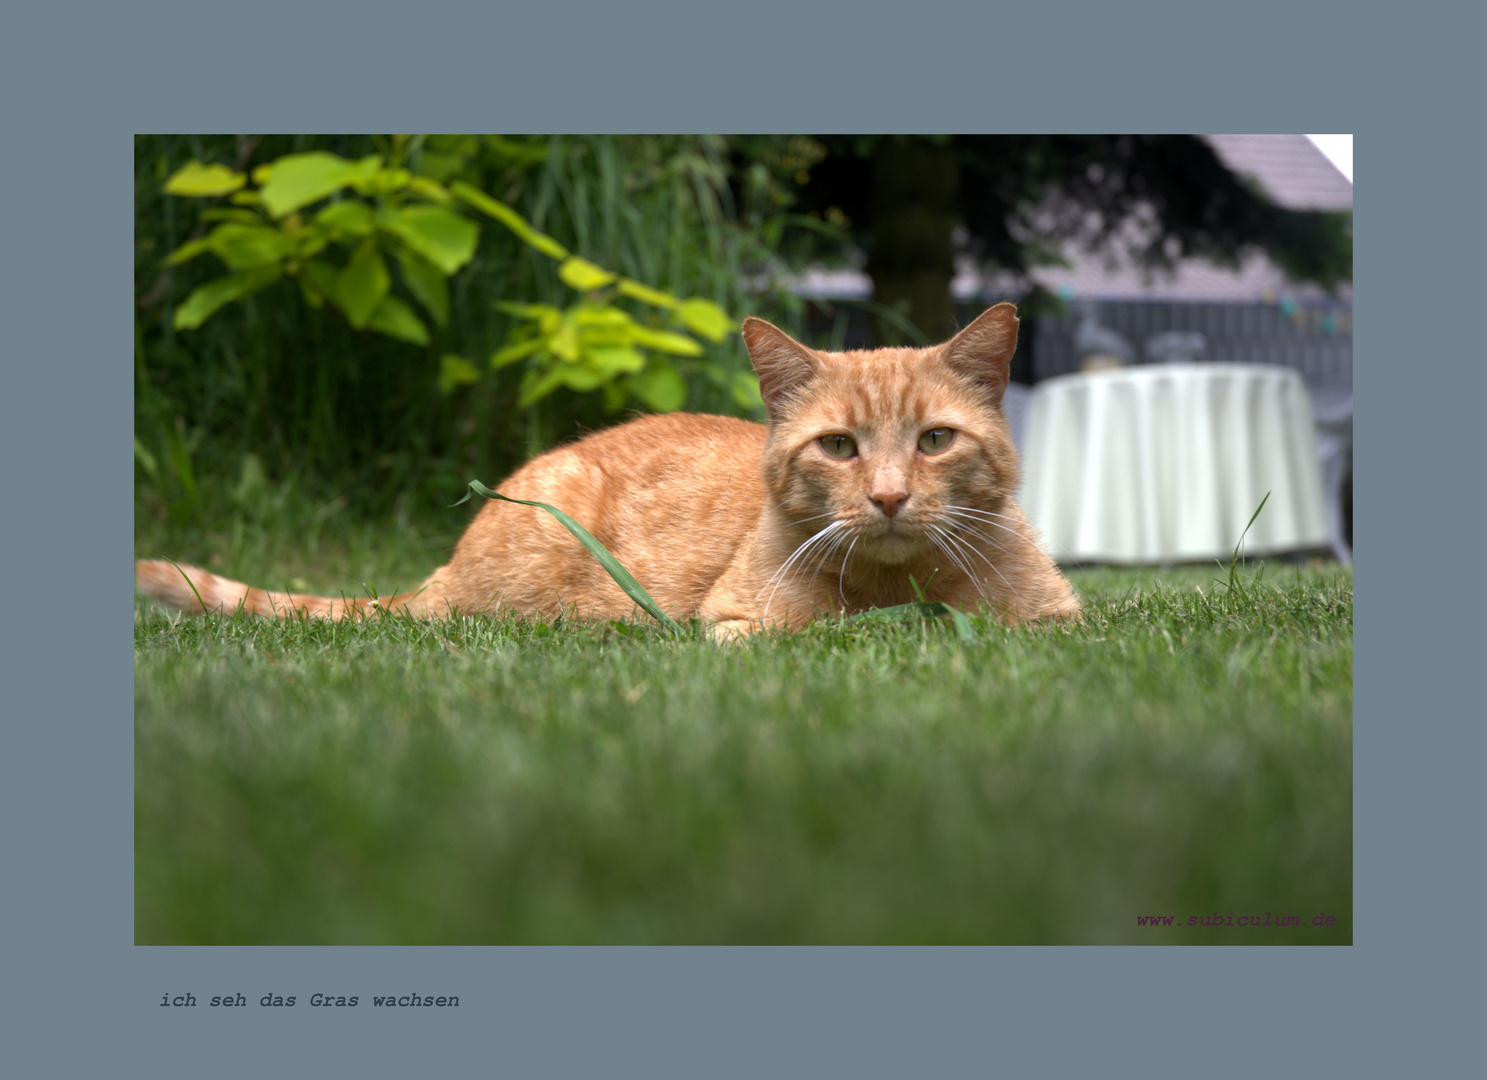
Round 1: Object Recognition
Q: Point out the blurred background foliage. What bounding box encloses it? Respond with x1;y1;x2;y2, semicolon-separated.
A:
134;134;825;532
789;134;1353;344
135;134;1350;541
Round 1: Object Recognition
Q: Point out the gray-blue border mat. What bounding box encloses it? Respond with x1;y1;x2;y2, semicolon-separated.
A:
9;0;1472;1074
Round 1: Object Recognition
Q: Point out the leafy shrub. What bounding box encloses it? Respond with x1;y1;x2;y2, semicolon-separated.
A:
134;135;810;525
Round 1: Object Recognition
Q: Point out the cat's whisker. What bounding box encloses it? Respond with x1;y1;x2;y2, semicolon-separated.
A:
942;514;1016;557
936;529;1009;599
944;508;1031;553
787;510;842;527
929;527;987;600
760;540;817;611
944;504;1017;523
927;527;987;602
761;529;839;604
786;526;856;623
797;532;839;600
763;520;843;588
945;505;1025;534
807;523;855;598
945;502;1014;516
935;521;1024;608
761;520;846;625
939;517;1011;562
837;536;858;611
943;512;1026;559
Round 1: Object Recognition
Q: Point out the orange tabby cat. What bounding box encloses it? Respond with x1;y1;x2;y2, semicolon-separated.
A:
136;303;1079;634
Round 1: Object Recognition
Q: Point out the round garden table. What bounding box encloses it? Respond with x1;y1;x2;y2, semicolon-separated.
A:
1019;363;1332;565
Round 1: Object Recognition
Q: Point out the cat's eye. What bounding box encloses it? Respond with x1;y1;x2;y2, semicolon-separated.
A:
918;428;955;454
819;434;858;459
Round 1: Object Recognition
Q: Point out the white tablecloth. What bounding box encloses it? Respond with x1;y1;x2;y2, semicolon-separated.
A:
1020;364;1331;564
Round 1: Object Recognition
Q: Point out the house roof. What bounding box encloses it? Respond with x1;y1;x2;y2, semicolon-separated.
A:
1204;134;1353;212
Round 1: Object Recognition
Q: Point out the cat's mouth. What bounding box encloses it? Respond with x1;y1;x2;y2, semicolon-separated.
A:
857;515;933;565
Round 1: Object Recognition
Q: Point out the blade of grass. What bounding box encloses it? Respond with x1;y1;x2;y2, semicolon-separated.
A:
846;600;977;643
1223;490;1271;596
455;480;684;635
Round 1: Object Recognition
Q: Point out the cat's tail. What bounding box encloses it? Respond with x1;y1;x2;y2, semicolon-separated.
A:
134;559;437;621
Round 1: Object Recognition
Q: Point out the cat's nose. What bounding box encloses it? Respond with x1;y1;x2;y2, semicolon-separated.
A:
871;481;910;518
871;465;909;518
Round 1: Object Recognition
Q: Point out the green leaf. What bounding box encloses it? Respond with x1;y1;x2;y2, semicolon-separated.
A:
377;204;479;275
556;362;613;392
526;230;573;262
628;325;703;356
454;481;684;636
616;277;679;309
439;354;481;393
396;250;450;326
164;161;246;197
632;364;687;412
354;166;411;197
260;153;382;218
173;266;282;330
574;317;637;351
447;182;522;231
207;223;292;270
549;322;580;362
338;240;390;329
582;344;646;376
406;176;452;203
366;296;429;345
572;306;636;337
315;200;375;237
677;298;734;342
450;180;570;260
165;236;216;266
489;337;545;369
558;256;617;292
494;300;562;321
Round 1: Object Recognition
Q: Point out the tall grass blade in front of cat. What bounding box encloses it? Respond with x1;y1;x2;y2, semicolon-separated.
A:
455;481;684;636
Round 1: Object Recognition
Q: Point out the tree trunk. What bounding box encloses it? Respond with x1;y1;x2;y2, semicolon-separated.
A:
866;139;961;345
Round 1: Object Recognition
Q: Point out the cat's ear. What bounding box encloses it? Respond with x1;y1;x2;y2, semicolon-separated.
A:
942;302;1019;405
742;317;820;416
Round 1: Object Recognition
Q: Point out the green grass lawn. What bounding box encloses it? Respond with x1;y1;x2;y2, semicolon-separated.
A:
135;512;1351;944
